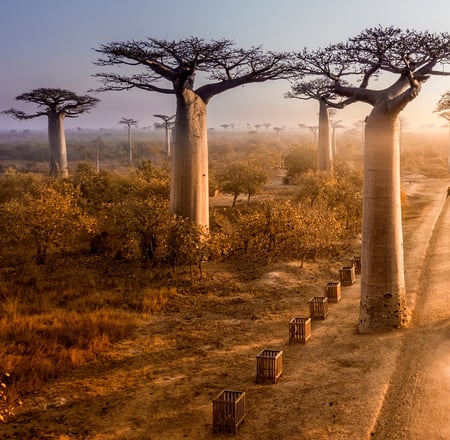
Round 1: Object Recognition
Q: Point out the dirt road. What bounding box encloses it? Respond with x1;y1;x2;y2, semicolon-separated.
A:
372;193;450;439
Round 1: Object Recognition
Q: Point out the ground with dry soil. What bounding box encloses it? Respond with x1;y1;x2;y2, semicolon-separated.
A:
0;174;448;440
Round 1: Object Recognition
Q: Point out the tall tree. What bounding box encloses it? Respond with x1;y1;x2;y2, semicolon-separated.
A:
119;117;138;166
286;78;349;171
153;114;175;156
273;126;284;145
3;88;99;177
330;119;344;159
294;26;450;332
93;37;291;228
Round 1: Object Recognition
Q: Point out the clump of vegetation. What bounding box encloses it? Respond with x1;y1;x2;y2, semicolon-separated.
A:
141;287;177;315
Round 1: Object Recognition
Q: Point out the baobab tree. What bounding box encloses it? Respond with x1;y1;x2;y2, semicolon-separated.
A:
273;126;284;145
330;119;344;159
286;78;349;171
154;114;175;156
294;26;450;332
119;117;138;166
93;37;291;228
3;88;99;177
308;125;318;145
435;91;450;172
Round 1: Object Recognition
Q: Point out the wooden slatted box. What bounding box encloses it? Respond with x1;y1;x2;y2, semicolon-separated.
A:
289;317;312;344
339;265;356;286
256;349;283;384
212;390;246;434
324;281;341;302
309;296;329;320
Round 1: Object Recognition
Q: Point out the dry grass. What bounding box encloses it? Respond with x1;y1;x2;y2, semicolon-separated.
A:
0;308;135;404
142;287;176;315
0;257;177;421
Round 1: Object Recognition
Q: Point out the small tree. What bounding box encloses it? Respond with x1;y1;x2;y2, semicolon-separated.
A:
93;37;291;229
283;144;317;182
295;170;329;208
216;162;268;207
3;88;99;177
165;216;209;282
119;118;138;166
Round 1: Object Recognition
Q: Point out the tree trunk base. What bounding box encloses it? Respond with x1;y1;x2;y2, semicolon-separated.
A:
358;293;410;333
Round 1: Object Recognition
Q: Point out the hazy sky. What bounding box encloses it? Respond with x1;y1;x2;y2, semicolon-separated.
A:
1;0;450;132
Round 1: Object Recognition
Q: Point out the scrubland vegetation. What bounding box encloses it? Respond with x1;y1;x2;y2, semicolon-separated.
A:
0;127;448;423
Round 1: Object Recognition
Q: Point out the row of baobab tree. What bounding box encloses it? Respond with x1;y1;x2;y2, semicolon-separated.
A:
3;26;450;333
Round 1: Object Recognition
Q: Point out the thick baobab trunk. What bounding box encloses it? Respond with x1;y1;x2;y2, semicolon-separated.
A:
318;101;332;171
48;113;68;177
359;106;408;332
170;90;209;229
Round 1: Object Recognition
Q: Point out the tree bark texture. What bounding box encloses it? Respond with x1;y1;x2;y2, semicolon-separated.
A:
359;106;408;332
48;113;68;178
170;90;209;229
318;101;332;171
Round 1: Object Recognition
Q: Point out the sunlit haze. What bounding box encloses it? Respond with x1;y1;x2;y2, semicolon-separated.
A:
1;0;450;133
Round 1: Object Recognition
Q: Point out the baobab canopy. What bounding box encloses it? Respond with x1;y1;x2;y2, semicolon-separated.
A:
3;88;99;120
93;37;292;102
293;26;450;109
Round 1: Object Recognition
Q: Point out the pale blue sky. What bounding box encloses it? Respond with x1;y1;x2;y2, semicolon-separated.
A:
1;0;450;131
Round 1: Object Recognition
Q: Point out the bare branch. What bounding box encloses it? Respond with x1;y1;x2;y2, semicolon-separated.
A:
2;108;48;120
91;72;175;94
286;77;355;110
288;26;450;109
92;37;291;101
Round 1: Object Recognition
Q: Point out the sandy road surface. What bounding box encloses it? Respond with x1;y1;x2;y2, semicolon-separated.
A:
372;193;450;439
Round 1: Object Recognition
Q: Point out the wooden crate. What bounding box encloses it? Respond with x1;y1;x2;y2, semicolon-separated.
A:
309;296;329;320
339;265;356;286
256;349;283;384
289;317;311;344
212;390;246;434
351;256;361;274
324;281;341;302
